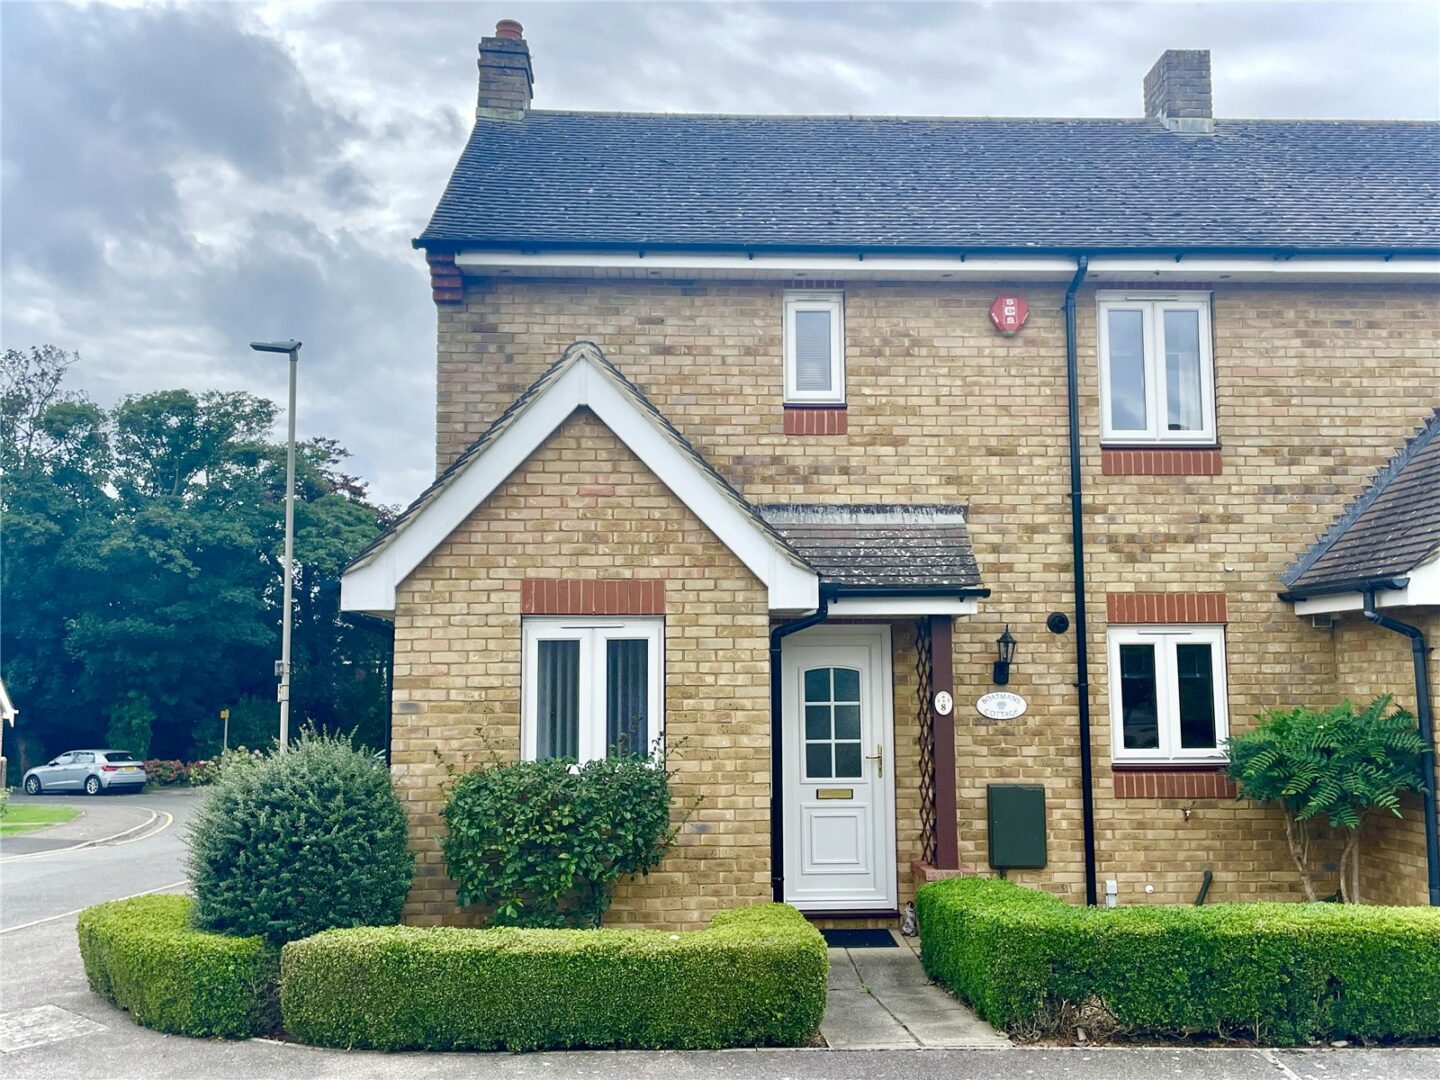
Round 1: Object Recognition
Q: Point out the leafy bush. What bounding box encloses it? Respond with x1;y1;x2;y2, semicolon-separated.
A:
187;730;413;943
1228;696;1425;901
442;754;677;927
143;758;187;785
280;903;826;1051
77;895;278;1038
918;876;1440;1044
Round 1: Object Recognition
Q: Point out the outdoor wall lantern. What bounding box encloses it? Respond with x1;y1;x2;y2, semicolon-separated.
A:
993;626;1017;685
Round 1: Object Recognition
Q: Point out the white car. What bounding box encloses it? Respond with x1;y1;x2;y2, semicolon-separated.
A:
22;750;148;796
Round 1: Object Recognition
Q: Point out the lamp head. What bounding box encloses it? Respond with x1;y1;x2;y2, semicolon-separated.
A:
250;339;301;354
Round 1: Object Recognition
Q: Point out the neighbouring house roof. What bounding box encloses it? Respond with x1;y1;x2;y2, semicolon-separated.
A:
1281;408;1440;597
341;341;819;614
0;676;15;724
758;505;985;594
419;113;1440;254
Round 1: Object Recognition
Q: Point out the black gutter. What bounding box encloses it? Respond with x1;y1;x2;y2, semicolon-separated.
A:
769;594;830;903
1362;591;1440;907
1277;575;1410;603
415;237;1440;259
1064;255;1100;908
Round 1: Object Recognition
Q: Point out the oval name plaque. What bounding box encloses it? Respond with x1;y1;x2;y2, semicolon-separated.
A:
976;691;1028;720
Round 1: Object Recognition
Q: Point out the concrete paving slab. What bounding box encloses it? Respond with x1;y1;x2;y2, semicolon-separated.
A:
824;933;1010;1049
819;989;919;1049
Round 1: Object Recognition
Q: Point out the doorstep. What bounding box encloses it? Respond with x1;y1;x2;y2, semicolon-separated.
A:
819;930;1009;1049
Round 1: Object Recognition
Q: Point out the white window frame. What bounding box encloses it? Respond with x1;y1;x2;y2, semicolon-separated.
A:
1097;291;1215;445
1107;625;1229;764
782;290;845;405
521;616;664;762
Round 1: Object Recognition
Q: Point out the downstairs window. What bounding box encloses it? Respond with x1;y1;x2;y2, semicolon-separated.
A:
522;617;663;762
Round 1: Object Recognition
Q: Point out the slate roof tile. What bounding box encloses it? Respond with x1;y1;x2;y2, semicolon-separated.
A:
420;112;1440;252
757;504;984;591
1283;409;1440;593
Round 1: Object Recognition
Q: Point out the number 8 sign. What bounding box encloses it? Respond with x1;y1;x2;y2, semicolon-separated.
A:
988;294;1029;335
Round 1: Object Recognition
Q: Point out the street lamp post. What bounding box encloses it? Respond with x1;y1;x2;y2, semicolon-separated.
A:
250;339;301;751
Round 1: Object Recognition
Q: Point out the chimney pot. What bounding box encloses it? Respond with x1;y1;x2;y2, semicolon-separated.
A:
1144;49;1214;134
476;21;533;118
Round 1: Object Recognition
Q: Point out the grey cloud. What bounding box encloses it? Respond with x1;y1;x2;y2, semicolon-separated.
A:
2;1;1436;507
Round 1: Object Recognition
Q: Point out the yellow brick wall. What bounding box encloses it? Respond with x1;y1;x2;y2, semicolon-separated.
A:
1330;608;1440;906
424;276;1439;915
392;410;772;930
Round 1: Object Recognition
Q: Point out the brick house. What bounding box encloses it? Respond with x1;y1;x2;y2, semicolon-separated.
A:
342;22;1440;928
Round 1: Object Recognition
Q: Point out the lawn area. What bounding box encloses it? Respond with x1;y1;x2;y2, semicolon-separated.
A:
1;804;80;836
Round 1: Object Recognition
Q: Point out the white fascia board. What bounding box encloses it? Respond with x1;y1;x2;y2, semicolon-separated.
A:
455;250;1440;283
1291;558;1440;615
0;676;15;722
826;596;980;618
339;358;818;614
456;250;1078;279
1087;255;1440;283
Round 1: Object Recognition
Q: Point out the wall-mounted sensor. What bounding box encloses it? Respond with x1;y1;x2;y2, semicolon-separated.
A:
1046;612;1070;634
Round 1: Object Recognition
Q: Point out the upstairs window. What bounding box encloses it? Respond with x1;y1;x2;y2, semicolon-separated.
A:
1107;625;1229;764
1098;292;1215;445
522;617;663;762
783;291;845;404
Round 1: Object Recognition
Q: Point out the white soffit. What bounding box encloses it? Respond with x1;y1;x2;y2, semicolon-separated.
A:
1291;557;1440;616
340;354;819;616
455;250;1440;285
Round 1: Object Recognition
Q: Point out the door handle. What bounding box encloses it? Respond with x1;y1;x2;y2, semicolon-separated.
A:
865;744;883;778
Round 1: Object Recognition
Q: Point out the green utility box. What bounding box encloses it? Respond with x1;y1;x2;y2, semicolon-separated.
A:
988;784;1047;869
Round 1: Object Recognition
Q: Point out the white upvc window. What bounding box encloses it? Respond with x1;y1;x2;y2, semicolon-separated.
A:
1097;291;1215;445
1107;625;1229;763
522;617;663;762
783;290;845;404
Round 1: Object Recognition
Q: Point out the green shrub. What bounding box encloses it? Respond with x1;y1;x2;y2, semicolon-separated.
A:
77;895;278;1038
281;903;826;1051
187;729;413;943
442;754;676;928
1228;696;1425;902
917;877;1440;1044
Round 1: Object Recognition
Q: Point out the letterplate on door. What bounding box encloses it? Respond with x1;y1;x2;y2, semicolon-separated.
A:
816;788;854;800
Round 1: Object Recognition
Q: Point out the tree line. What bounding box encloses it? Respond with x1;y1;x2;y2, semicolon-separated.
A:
1;346;394;776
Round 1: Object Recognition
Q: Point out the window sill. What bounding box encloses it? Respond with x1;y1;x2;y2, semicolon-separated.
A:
1101;447;1222;476
1113;763;1235;799
783;404;848;435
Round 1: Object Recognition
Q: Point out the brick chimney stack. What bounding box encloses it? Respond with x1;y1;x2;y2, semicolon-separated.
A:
477;19;532;119
1143;49;1213;134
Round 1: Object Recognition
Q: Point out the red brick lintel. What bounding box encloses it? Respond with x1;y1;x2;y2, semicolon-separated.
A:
1106;592;1228;625
521;579;665;616
1102;447;1222;476
783;405;848;436
1113;766;1236;800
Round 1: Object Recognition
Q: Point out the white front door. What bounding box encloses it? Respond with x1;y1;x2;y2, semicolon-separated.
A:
781;624;897;912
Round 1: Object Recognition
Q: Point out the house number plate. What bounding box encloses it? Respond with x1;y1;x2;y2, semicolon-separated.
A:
933;690;953;716
976;692;1028;720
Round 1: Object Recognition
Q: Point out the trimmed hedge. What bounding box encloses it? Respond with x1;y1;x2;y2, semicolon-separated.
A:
281;903;827;1051
917;877;1440;1044
77;895;279;1038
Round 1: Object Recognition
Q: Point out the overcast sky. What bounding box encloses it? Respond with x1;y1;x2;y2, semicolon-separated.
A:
4;1;1437;506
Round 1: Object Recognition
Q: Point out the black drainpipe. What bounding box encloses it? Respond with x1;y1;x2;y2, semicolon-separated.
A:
769;592;830;902
1363;591;1440;906
1064;255;1099;907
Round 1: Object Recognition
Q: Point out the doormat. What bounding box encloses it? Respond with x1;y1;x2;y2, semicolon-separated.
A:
820;928;898;949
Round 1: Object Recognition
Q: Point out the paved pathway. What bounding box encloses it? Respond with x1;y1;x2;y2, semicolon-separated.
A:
820;930;1009;1049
